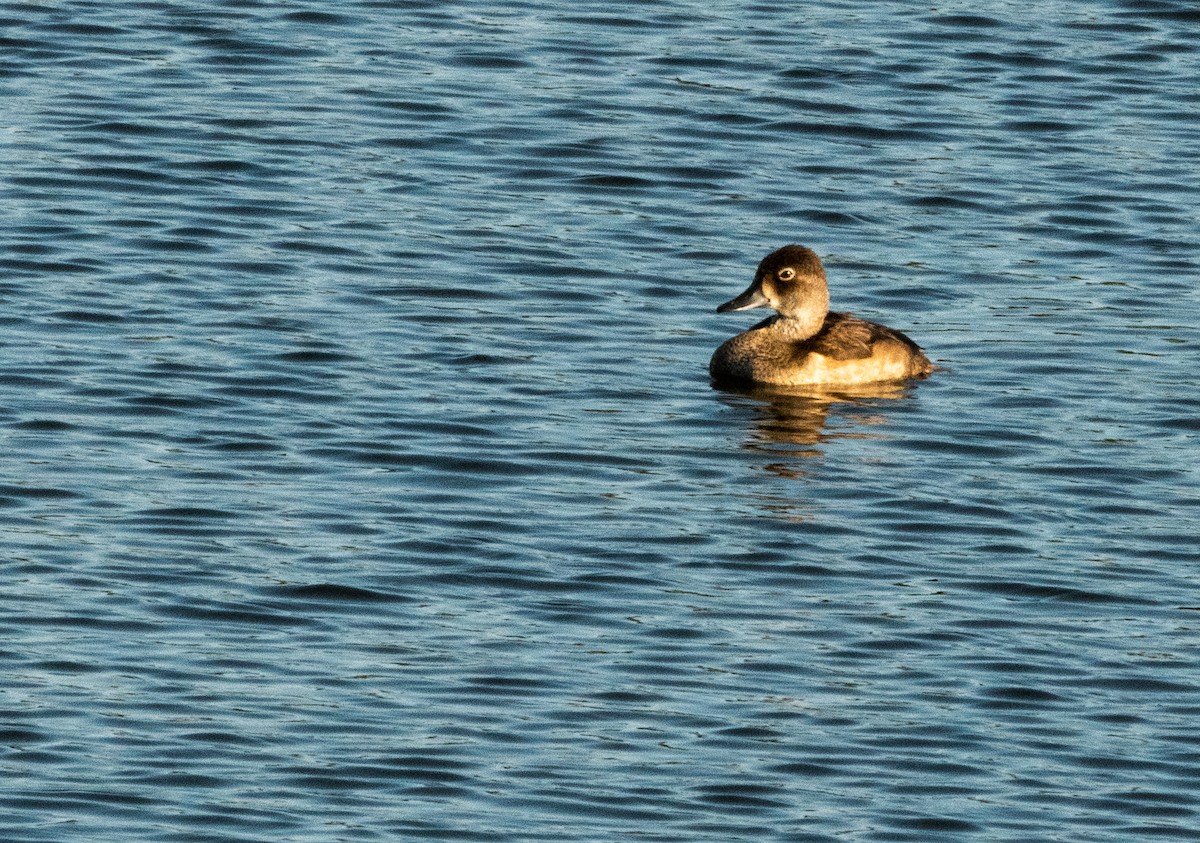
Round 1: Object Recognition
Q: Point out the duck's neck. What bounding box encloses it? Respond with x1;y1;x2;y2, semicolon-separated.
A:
772;308;828;341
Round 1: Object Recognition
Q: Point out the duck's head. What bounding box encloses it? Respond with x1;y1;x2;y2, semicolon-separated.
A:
716;245;831;321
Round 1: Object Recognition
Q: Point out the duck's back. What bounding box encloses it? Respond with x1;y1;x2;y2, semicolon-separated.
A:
710;311;932;387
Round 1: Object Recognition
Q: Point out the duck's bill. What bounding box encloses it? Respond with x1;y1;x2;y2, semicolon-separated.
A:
716;285;770;313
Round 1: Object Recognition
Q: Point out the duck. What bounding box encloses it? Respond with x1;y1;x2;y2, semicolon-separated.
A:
710;245;932;387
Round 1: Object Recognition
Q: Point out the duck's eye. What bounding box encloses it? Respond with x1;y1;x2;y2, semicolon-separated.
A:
776;267;796;282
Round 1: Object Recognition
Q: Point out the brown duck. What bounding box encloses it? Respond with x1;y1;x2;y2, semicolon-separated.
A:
710;245;932;387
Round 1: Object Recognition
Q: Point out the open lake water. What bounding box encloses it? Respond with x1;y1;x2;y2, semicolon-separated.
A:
3;1;1200;840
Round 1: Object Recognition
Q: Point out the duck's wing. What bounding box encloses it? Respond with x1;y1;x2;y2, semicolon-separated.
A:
806;312;879;360
807;312;926;360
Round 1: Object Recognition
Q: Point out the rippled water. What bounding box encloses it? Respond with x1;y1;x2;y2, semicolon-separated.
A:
4;2;1200;840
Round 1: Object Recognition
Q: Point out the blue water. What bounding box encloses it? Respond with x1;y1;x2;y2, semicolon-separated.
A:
3;2;1200;840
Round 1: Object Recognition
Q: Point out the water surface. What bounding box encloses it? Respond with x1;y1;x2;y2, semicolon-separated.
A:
3;2;1199;841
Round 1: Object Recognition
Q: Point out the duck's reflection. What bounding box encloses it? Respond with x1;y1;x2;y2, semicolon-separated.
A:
715;380;918;474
